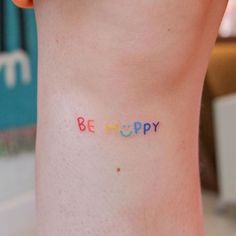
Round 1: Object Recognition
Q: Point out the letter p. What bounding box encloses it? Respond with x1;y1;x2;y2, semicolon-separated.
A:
134;122;142;134
143;123;151;135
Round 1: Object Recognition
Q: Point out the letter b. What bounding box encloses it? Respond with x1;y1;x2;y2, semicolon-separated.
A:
77;117;86;132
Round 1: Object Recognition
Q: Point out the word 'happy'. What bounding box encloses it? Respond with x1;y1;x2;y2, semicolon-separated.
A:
77;117;160;137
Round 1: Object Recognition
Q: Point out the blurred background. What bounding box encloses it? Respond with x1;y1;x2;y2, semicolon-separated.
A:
0;0;236;236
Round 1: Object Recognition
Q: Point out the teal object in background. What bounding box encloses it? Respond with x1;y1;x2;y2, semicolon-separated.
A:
0;0;37;130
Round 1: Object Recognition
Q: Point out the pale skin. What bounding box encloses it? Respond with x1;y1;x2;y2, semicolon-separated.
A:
12;0;228;235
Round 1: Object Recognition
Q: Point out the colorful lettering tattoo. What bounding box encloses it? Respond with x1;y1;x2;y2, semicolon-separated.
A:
76;116;160;138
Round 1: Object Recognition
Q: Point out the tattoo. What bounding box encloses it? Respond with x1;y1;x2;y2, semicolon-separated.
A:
77;117;160;137
77;117;95;133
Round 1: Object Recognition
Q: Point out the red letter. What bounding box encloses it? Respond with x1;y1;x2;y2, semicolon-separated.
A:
88;120;95;133
77;117;86;132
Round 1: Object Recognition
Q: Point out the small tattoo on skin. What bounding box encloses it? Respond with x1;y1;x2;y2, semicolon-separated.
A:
77;117;95;133
77;116;160;138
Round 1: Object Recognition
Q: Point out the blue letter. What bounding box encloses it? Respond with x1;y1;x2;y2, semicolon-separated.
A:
143;123;151;135
134;121;142;134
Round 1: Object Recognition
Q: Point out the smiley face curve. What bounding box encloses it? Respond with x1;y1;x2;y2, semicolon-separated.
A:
120;124;133;137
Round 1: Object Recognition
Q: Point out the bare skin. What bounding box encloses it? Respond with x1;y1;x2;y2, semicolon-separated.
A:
13;0;227;235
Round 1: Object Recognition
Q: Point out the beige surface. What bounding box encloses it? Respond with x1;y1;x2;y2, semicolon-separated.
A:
203;191;236;236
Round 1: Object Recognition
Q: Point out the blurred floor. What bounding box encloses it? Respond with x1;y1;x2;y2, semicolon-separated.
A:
203;191;236;236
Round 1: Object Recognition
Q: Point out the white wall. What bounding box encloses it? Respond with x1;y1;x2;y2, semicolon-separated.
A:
0;153;35;236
